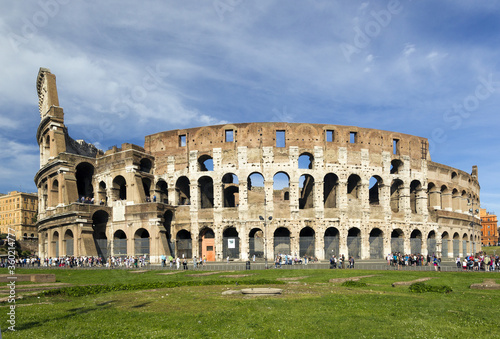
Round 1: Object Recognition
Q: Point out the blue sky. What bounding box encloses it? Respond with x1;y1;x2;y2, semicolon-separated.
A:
0;0;499;213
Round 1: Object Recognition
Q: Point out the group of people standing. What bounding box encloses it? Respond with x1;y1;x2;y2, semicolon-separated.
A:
329;255;355;269
457;254;500;271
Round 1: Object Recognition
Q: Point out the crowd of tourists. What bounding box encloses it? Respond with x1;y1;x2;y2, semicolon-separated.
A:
328;254;355;269
457;254;500;271
273;254;319;268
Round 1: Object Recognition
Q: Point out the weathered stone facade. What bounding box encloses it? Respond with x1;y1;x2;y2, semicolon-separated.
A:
35;68;482;262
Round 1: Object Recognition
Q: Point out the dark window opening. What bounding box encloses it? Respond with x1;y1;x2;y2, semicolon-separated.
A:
179;135;186;147
393;139;399;155
350;132;357;144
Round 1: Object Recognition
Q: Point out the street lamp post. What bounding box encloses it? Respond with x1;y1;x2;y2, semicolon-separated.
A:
259;201;272;269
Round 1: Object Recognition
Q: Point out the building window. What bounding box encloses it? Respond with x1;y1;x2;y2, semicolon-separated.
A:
393;139;399;155
326;130;334;142
350;132;357;144
225;129;234;142
276;130;286;147
179;135;186;147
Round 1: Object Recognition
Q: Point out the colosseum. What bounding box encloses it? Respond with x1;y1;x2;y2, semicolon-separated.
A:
35;68;482;263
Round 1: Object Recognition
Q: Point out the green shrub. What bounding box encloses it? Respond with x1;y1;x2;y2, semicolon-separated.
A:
341;280;367;288
409;282;452;293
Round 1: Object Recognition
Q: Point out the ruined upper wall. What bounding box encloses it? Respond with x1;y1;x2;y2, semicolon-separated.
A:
37;68;59;119
144;122;430;171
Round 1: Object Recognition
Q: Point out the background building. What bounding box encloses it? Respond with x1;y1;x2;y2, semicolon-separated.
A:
0;191;38;240
35;68;482;262
480;209;498;246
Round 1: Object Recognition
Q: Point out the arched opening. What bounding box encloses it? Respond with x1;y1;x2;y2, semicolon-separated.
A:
298;152;314;169
299;174;314;209
299;227;315;257
198;176;214;208
452;189;461;212
441;185;452;210
249;228;264;259
223;227;239;259
462;233;468;257
442;232;449;258
390;179;404;213
248;172;265;206
390;159;403;174
391;229;404;254
139;158;152;173
142;177;152;201
113;230;127;256
199;228;214;261
175;176;190;205
92;210;109;260
324;173;338;208
369;228;383;259
369;176;383;205
222;173;239;208
452;232;460;258
76;162;94;201
98;181;107;205
273;172;290;207
52;231;59;257
176;230;192;259
410;229;422;254
347;228;361;259
50;179;59;206
274;227;291;255
347;174;361;202
410;180;421;213
427;182;439;209
198;154;213;171
134;229;150;256
324;227;339;258
427;231;436;256
64;229;74;256
112;176;127;200
162;210;174;256
156;179;168;204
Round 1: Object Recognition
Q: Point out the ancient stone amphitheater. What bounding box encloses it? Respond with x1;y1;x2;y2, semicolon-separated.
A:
35;68;481;263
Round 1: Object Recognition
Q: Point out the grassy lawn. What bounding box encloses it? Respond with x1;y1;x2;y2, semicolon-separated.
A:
0;268;499;338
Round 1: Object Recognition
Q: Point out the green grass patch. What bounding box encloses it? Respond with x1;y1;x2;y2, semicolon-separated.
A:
409;282;453;293
341;280;367;288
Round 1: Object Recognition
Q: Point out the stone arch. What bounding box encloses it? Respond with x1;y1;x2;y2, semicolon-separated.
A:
369;228;383;259
299;174;314;209
161;210;174;256
175;176;190;205
274;227;291;255
247;172;265;205
156;179;168;203
142;177;152;201
390;179;404;213
112;175;127;200
198;154;213;171
462;233;468;257
410;180;422;213
391;229;404;254
452;188;461;212
223;226;239;259
324;227;339;258
427;182;440;209
390;159;403;174
324;173;339;208
441;231;450;258
273;172;290;206
410;229;422;254
64;229;74;256
139;158;152;173
198;176;214;208
92;210;109;259
52;231;59;257
134;228;150;256
222;173;239;207
98;181;107;205
249;228;264;259
427;230;436;256
176;229;192;259
347;227;361;259
298;152;314;169
441;185;452;210
452;232;460;257
50;179;59;206
113;230;127;256
347;174;361;201
299;227;315;257
369;176;383;205
199;228;214;261
75;162;94;200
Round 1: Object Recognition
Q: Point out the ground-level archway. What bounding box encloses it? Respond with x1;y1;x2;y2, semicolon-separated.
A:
222;227;239;259
199;228;215;261
249;228;264;259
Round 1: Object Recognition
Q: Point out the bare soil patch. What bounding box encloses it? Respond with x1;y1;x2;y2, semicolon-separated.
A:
391;277;434;287
329;275;376;284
